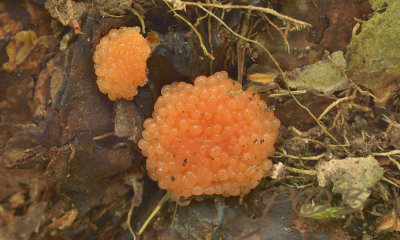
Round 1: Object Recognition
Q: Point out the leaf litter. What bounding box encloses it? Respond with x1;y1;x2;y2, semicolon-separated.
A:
1;0;400;239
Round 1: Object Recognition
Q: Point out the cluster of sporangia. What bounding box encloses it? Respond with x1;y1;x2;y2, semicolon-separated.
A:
94;27;280;203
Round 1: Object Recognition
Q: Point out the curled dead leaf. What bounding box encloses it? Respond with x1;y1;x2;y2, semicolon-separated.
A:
245;72;278;93
9;189;25;208
247;73;276;84
146;31;160;51
2;30;56;72
3;31;38;71
376;210;400;233
48;209;78;230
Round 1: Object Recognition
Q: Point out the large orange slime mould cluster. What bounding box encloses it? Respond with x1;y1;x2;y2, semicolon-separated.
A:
93;27;150;101
138;71;280;201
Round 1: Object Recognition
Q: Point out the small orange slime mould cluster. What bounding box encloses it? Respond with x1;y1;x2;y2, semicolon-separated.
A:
138;71;280;201
93;27;150;101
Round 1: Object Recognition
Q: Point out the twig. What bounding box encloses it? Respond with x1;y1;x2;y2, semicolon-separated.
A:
194;12;208;26
261;13;290;53
326;56;376;99
267;90;307;97
196;5;283;72
127;204;137;240
287;89;342;146
54;7;68;25
392;186;400;218
318;96;354;121
285;166;317;175
289;126;309;137
349;103;370;112
283;22;290;53
93;132;114;141
128;8;146;34
382;114;400;129
66;0;81;34
170;201;178;227
100;11;124;18
275;152;326;161
388;156;400;171
163;0;215;60
372;150;400;157
180;1;312;28
382;177;400;188
138;193;170;236
207;2;214;73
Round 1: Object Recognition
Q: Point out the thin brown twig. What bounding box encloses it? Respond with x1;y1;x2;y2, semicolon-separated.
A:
283;22;290;53
285;166;317;175
163;0;215;60
99;11;124;18
268;90;307;97
54;7;68;25
388;156;400;171
383;177;400;188
392;186;400;218
275;152;326;161
66;0;81;34
326;56;376;99
180;1;312;28
127;204;137;240
318;96;355;121
372;150;400;156
128;8;146;33
261;13;289;53
287;88;342;146
196;5;283;73
170;201;178;227
138;193;170;236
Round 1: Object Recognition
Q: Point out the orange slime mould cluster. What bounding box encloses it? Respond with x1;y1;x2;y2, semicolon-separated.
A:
93;27;150;101
138;71;280;201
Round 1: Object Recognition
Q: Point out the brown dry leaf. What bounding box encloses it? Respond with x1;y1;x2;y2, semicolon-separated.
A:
247;73;276;84
346;1;400;105
245;72;278;93
3;30;38;71
125;173;144;207
48;209;78;230
146;31;160;51
274;93;336;130
0;206;14;224
115;99;143;141
9;189;25;208
376;210;400;233
0;6;23;37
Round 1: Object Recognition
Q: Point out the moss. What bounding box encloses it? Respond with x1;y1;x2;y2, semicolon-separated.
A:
285;51;348;94
370;0;394;9
346;0;400;102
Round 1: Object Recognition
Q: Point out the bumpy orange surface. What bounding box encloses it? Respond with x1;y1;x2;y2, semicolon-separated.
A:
138;71;280;201
93;27;150;101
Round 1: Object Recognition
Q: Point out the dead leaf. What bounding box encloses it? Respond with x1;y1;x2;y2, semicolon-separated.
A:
146;31;160;51
115;99;143;142
247;73;276;84
274;93;336;130
3;31;38;71
0;8;23;37
125;173;144;207
0;206;14;224
9;189;25;208
376;210;400;233
48;209;78;230
346;1;400;106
